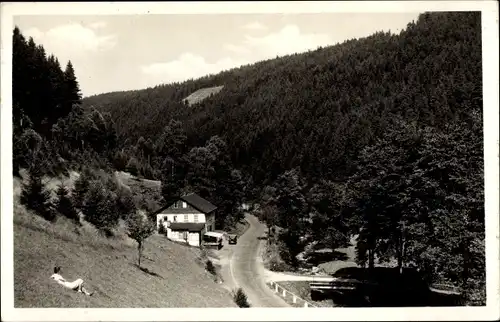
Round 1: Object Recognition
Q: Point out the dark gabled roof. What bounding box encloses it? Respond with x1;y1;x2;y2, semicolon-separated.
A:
180;193;217;214
150;192;218;216
169;222;205;232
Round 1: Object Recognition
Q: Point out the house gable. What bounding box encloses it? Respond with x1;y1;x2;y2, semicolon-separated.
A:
163;201;203;214
151;193;217;216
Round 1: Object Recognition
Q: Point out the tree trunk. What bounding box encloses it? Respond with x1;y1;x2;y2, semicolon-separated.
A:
461;237;470;304
397;246;403;274
368;248;375;269
138;241;142;268
400;237;406;275
397;230;404;274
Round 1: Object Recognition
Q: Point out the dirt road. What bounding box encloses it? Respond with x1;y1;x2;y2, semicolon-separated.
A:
219;214;290;307
217;214;339;307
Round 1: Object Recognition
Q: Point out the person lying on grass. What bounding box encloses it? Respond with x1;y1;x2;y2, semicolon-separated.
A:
50;266;94;296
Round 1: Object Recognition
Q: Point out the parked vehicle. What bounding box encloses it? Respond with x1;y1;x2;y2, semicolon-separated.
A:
202;231;224;250
228;234;238;245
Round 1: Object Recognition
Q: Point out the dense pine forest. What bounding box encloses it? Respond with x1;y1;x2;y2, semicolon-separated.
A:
13;11;484;305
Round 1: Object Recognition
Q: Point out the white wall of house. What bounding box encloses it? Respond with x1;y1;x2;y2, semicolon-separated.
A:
156;213;204;247
165;229;200;247
188;232;200;246
156;213;206;228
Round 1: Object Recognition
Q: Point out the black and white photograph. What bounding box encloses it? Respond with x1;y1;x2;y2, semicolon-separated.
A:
1;1;499;321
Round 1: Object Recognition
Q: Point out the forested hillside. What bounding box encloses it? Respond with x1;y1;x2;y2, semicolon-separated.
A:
84;12;481;185
14;11;484;305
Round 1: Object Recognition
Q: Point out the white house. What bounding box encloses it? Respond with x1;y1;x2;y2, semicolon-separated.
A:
153;193;217;247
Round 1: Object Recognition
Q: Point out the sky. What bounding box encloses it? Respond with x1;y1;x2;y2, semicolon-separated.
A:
14;13;422;97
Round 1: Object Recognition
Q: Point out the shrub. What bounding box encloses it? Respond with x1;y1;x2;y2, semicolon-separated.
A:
82;180;120;232
158;219;166;234
278;229;302;269
205;260;216;276
115;187;137;220
233;288;250;308
56;183;80;224
264;237;294;272
141;162;155;180
113;150;129;171
126;157;140;176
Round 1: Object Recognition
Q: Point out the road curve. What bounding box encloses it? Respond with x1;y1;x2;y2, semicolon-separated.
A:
228;214;290;308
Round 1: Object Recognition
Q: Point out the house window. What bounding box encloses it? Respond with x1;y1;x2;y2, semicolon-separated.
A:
184;214;188;222
182;202;187;208
173;216;177;222
173;201;179;208
194;214;199;223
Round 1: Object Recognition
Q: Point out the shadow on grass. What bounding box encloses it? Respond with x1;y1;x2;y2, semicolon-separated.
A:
257;236;268;240
130;263;163;279
92;284;112;299
310;267;464;307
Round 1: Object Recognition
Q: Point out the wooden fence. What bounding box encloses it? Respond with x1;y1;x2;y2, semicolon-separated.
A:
268;281;317;308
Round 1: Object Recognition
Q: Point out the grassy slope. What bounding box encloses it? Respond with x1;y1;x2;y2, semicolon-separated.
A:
13;174;236;308
183;86;224;106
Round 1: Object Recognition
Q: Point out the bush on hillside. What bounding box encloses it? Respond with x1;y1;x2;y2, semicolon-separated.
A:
158;219;166;234
82;180;120;232
278;229;303;269
126;157;140;176
56;183;80;224
20;169;56;222
232;288;250;308
112;150;129;171
72;169;92;210
115;187;137;220
141;162;156;180
264;234;294;272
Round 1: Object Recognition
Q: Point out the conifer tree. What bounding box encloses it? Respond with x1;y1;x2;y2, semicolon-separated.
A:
63;61;82;114
72;170;92;210
56;183;80;224
21;168;55;221
82;180;119;232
